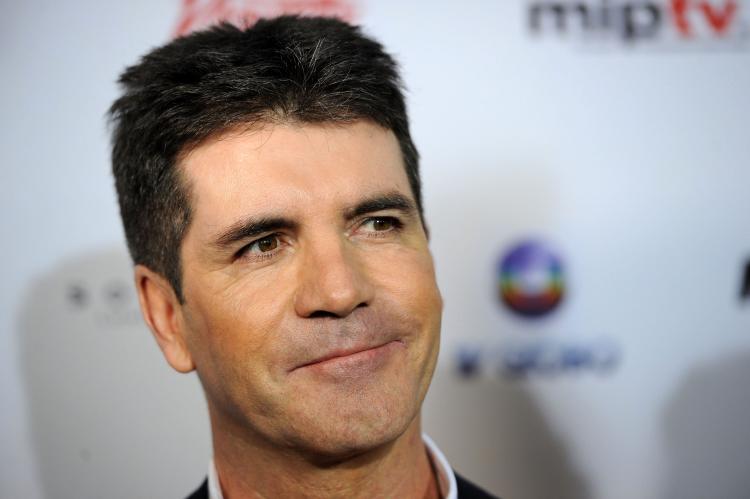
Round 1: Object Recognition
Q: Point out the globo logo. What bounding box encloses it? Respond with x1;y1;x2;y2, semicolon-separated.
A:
498;241;565;318
455;340;621;378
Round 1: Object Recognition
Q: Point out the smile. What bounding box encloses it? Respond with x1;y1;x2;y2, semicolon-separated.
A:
292;340;405;376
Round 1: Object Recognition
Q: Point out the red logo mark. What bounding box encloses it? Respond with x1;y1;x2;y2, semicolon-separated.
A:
173;0;359;38
671;0;739;36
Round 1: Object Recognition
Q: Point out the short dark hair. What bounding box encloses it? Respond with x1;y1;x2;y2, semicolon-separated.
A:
109;15;421;301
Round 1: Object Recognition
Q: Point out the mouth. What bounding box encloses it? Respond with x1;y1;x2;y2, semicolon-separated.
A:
292;340;405;374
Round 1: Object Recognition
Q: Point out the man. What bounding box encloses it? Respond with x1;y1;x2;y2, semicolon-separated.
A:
109;15;498;499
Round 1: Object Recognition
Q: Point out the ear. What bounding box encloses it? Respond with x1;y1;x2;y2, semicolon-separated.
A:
133;264;195;373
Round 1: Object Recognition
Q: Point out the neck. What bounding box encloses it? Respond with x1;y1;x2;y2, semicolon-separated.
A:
210;415;438;499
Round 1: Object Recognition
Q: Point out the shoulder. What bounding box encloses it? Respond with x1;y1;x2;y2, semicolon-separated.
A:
185;478;208;499
455;472;502;499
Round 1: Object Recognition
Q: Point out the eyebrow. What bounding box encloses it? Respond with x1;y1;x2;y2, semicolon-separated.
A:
343;191;418;220
211;191;418;250
212;216;297;249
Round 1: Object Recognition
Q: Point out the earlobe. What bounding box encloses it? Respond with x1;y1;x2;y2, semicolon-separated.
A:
134;265;195;373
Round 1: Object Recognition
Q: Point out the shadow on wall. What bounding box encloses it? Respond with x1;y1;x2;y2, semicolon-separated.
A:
662;349;750;499
423;373;591;499
18;248;210;499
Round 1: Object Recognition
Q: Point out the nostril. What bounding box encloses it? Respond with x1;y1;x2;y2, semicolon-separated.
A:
308;310;340;319
307;302;368;319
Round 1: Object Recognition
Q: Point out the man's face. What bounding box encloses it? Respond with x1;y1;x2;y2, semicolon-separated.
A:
176;121;442;458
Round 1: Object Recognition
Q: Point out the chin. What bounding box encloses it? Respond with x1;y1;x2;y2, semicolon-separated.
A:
279;383;422;463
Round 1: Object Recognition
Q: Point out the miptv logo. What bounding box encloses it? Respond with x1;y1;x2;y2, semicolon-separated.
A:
173;0;359;38
528;0;749;47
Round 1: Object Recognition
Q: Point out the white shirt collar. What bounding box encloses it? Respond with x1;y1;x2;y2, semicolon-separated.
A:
208;433;457;499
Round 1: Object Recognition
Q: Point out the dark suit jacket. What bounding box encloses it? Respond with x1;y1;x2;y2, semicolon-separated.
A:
186;472;500;498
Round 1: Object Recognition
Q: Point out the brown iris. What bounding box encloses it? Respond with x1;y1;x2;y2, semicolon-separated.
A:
256;235;278;252
371;218;393;231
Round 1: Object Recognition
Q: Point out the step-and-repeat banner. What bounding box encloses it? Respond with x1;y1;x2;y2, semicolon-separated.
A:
2;1;749;498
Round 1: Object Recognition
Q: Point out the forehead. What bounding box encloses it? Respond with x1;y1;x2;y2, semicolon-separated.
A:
179;121;411;226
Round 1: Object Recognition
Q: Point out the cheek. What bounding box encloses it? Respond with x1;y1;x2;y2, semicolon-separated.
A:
183;283;295;419
185;270;293;369
369;246;443;328
368;249;442;405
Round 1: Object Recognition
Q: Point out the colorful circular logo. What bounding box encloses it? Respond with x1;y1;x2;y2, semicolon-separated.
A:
498;241;564;317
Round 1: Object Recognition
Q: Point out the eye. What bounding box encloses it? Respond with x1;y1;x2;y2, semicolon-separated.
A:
240;234;280;258
360;216;402;234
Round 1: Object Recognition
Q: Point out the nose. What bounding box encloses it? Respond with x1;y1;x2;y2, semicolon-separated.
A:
293;234;374;318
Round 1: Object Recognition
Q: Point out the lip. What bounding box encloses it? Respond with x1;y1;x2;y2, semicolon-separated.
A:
292;340;404;374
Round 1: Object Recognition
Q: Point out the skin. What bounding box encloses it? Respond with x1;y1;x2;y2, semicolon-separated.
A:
135;120;443;498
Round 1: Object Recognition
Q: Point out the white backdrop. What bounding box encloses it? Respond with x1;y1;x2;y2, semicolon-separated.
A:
2;1;749;498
